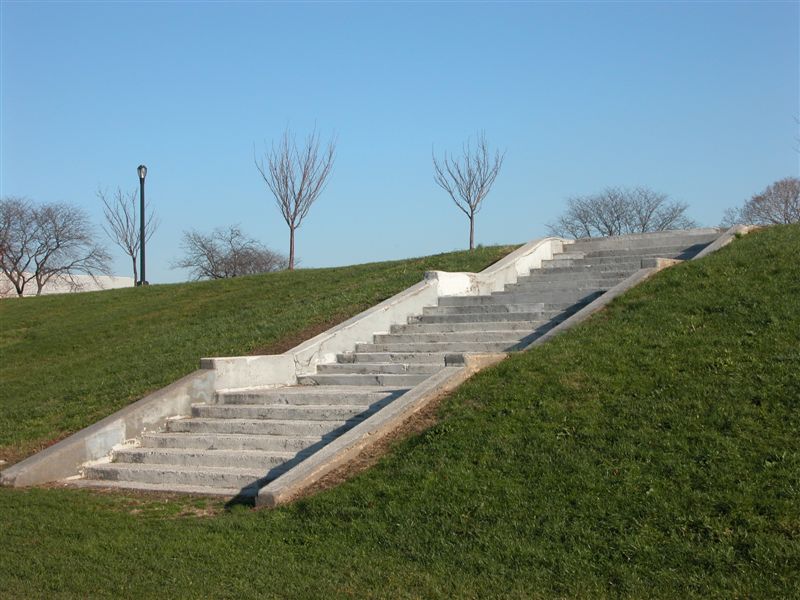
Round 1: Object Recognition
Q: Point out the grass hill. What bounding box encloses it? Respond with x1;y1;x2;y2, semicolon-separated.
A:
1;226;798;598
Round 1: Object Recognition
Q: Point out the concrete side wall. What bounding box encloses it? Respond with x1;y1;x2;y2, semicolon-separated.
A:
0;370;214;487
428;237;566;297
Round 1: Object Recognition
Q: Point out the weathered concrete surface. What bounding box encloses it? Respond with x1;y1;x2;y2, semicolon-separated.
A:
256;353;506;508
0;370;214;487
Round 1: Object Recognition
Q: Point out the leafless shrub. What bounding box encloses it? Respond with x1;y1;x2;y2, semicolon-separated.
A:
255;127;336;270
0;197;111;296
547;187;697;238
433;131;505;250
722;177;800;227
97;187;158;282
173;225;288;280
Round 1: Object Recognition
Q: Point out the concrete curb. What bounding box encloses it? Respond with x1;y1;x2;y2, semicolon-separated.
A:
0;370;214;487
255;353;506;508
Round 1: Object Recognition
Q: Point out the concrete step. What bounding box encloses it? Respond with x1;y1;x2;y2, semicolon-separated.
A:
542;254;669;270
551;251;586;260
297;373;434;387
568;229;720;252
193;403;378;421
533;262;653;274
373;330;528;344
438;295;587;307
444;290;602;305
316;362;441;375
504;280;624;294
216;385;406;406
356;340;523;353
336;352;455;365
167;417;353;437
113;447;297;470
70;478;259;498
141;432;322;452
391;320;543;334
421;303;564;316
578;242;709;259
413;309;562;323
516;270;634;284
84;462;275;489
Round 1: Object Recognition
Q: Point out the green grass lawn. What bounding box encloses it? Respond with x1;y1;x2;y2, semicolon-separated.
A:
0;245;517;464
1;227;799;598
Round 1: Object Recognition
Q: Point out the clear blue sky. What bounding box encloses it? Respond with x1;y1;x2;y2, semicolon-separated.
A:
2;1;798;283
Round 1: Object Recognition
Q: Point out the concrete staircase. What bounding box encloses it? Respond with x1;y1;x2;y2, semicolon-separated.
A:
77;229;720;498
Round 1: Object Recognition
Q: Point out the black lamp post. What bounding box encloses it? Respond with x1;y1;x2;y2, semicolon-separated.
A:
137;164;148;286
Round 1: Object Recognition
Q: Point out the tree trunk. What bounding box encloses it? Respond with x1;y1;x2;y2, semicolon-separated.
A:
131;255;138;284
469;214;475;250
288;226;295;270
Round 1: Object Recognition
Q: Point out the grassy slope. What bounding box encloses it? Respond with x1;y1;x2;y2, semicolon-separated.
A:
0;245;516;463
1;226;799;598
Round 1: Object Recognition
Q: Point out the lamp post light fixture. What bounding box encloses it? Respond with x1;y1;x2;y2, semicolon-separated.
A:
137;164;148;286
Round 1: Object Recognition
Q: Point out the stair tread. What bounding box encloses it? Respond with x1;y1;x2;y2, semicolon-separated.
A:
173;417;350;425
216;385;409;395
68;479;258;497
196;403;376;410
88;462;267;475
116;447;297;458
143;432;322;441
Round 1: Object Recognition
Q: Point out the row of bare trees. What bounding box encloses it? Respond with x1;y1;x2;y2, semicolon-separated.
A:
6;125;794;294
0;198;111;297
547;187;697;238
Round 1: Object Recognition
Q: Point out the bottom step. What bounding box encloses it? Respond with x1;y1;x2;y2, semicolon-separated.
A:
68;478;257;498
83;462;277;489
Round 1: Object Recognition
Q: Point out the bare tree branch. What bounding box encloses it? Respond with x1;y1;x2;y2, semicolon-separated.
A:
0;198;111;296
741;177;800;225
547;187;696;238
433;131;505;250
97;187;158;282
173;225;288;280
254;127;336;270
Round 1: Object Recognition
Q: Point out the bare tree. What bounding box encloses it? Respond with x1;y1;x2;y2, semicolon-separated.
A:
433;132;505;250
0;197;111;297
0;197;37;296
97;187;158;282
547;186;697;238
254;127;336;270
173;225;288;280
726;177;800;226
